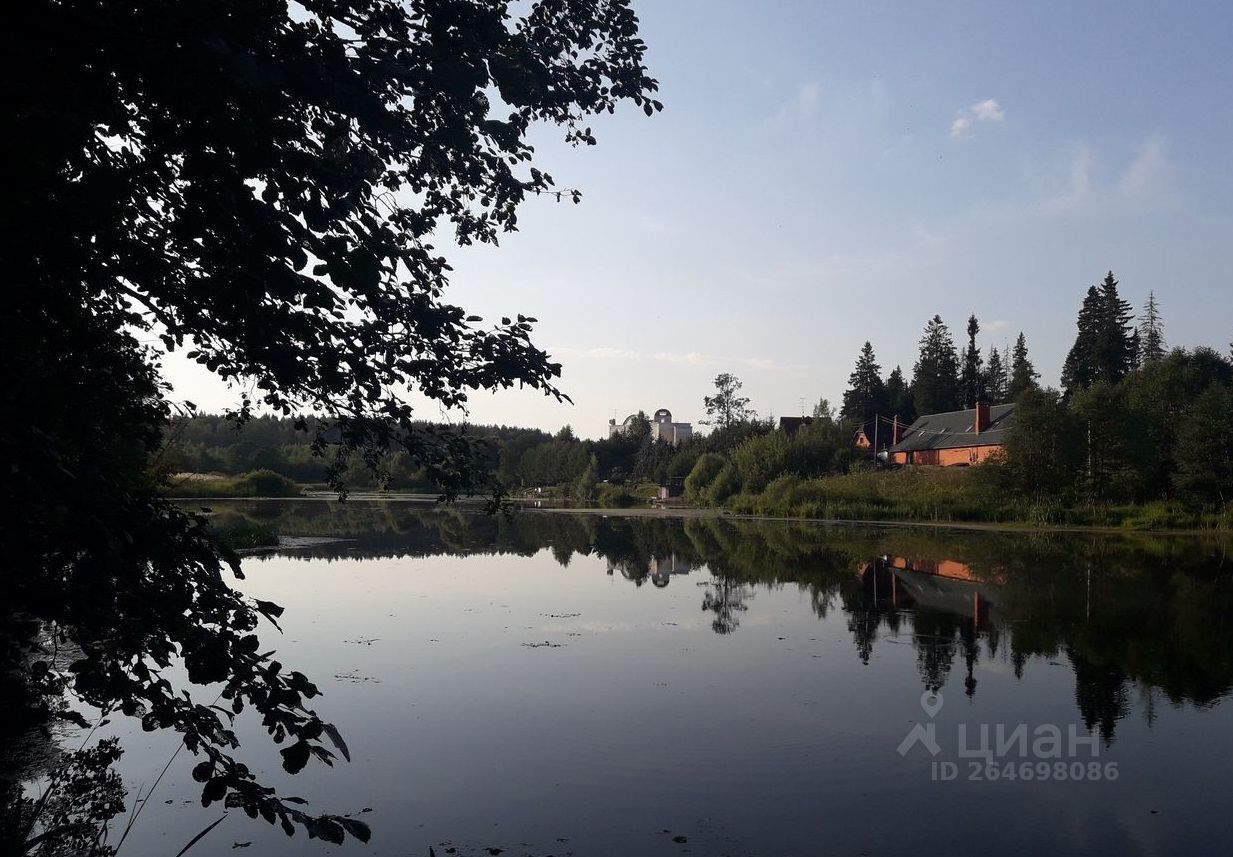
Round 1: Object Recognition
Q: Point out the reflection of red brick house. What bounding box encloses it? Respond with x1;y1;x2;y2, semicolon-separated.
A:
887;556;977;580
888;402;1014;466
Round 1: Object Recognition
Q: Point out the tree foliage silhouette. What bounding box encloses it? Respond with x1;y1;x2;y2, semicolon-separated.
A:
912;315;961;416
1062;272;1136;394
1138;291;1166;365
6;0;659;845
1008;332;1039;400
885;366;915;424
960;314;985;408
842;342;887;422
703;373;754;429
984;345;1008;403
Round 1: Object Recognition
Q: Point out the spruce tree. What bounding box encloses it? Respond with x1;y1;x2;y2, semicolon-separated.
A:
984;345;1008;403
1138;291;1166;364
1061;285;1103;393
1063;272;1136;394
842;341;888;422
912;315;961;416
1094;270;1136;384
960;314;986;408
885;366;915;424
1009;332;1039;400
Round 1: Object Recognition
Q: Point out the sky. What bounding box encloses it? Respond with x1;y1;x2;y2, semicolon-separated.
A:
163;0;1233;438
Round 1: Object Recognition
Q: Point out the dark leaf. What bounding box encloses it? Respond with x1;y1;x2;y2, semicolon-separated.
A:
340;817;372;842
280;740;311;774
202;778;227;807
321;722;351;762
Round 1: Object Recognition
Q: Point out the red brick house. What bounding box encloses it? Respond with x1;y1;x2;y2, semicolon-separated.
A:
888;402;1014;466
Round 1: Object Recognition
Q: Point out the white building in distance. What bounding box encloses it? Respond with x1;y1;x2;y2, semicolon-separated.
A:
608;408;693;445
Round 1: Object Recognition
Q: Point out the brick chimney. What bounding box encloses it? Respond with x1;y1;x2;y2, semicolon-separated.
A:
975;401;990;434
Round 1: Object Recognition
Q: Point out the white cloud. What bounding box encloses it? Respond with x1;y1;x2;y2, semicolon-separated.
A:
550;345;809;375
552;346;640;360
652;351;716;367
950;115;974;139
795;81;822;116
985;319;1011;333
970;98;1005;122
1037;144;1094;213
1035;136;1171;215
950;98;1005;138
767;80;822;127
1118;135;1166;199
740;356;811;374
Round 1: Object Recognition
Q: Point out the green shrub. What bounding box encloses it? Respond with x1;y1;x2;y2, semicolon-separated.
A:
232;469;302;497
684;453;726;501
571;455;599;503
666;447;701;481
708;462;743;504
166;469;301;498
597;483;639;508
165;475;235;497
731;431;790;493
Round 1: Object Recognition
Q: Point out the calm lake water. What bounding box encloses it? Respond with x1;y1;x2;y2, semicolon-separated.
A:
72;502;1233;855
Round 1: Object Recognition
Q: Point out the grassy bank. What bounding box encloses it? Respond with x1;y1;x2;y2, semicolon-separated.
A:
517;480;660;508
166;469;302;498
724;468;1233;530
209;514;281;549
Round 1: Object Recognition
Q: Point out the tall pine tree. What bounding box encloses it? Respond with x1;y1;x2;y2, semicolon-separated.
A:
842;341;888;422
1061;285;1103;392
1009;332;1039;400
1062;272;1136;393
912;315;960;416
984;345;1008;403
1138;291;1166;364
960;314;985;407
1094;270;1136;384
885;366;915;424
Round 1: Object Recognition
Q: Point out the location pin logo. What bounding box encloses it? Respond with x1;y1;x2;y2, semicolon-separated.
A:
920;689;944;718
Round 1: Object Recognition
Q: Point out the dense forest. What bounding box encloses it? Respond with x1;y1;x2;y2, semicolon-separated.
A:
167;272;1231;518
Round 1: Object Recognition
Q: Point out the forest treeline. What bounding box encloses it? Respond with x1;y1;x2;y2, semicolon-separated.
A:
167;272;1232;518
693;273;1231;519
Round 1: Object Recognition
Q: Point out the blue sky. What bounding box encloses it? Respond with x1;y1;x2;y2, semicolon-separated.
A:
165;0;1233;437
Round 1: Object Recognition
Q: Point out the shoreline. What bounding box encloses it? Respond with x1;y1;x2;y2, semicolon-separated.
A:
181;495;1232;538
524;503;1232;538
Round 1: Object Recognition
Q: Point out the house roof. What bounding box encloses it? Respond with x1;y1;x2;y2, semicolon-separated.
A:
779;416;814;435
852;417;894;449
890;403;1015;453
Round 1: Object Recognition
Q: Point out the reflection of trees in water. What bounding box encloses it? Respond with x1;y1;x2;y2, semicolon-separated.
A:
0;624;126;855
215;502;1233;745
910;612;963;694
1069;650;1130;746
701;579;752;635
1;737;127;857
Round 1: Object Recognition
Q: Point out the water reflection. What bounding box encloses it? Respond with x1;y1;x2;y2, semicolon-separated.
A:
12;500;1233;855
214;499;1233;747
605;553;694;588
